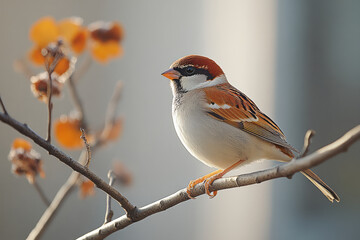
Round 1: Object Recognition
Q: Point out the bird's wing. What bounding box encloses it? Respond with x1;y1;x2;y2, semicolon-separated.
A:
203;83;298;154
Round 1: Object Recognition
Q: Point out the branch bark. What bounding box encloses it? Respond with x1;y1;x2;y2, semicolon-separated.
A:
27;142;100;240
68;76;88;130
78;125;360;240
104;171;116;225
26;80;124;239
27;158;82;240
0;112;136;216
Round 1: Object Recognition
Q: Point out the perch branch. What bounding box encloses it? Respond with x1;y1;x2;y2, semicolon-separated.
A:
78;125;360;240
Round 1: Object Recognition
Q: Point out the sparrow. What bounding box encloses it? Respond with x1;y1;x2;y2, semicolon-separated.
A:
162;55;340;202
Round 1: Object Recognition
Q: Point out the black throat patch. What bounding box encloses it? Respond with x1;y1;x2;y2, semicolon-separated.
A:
173;77;187;94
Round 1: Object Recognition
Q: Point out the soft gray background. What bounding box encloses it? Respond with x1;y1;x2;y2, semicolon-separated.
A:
0;0;359;240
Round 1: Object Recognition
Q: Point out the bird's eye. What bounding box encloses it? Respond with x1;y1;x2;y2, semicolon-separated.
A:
185;66;195;75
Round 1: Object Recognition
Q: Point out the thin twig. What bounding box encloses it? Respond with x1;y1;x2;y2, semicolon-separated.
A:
105;81;123;125
72;56;92;84
68;76;88;130
299;130;316;158
27;148;99;240
104;171;115;225
80;128;92;168
44;46;63;143
32;179;50;207
100;81;123;142
78;125;360;240
26;81;125;239
0;112;136;215
45;101;53;143
0;95;8;115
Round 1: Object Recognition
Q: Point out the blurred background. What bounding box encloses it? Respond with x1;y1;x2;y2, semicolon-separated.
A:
0;0;359;239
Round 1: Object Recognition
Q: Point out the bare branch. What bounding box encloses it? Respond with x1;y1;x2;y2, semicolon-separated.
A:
27;151;87;240
72;56;92;84
0;95;8;115
104;171;115;225
78;125;360;240
105;81;122;125
44;43;63;143
68;75;88;130
80;128;92;168
45;100;53;143
27;81;125;239
99;81;123;143
299;129;316;158
0;112;136;216
32;179;50;207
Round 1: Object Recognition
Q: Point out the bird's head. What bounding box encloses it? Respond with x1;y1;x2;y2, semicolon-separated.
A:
162;55;227;94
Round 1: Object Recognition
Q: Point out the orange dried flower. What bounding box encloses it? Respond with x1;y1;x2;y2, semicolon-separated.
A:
54;115;84;149
57;17;88;54
71;28;88;54
12;138;32;151
52;56;70;75
90;21;123;42
30;17;59;48
28;16;88;66
28;17;123;66
80;179;95;198
8;138;45;184
30;72;63;102
88;21;124;63
29;46;46;65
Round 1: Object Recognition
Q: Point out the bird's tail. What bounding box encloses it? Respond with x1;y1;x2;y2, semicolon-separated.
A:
301;169;340;203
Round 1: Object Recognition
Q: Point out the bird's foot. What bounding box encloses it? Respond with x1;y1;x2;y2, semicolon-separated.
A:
186;169;222;199
204;174;224;198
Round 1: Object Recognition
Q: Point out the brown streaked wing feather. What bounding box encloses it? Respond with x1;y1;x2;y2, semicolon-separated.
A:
242;111;298;152
204;83;298;153
204;86;256;121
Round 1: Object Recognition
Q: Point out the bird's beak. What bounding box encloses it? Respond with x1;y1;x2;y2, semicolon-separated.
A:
161;69;181;80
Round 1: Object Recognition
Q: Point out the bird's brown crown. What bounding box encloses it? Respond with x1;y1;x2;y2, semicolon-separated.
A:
170;55;224;79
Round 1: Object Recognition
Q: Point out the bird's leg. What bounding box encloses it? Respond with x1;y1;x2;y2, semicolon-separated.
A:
186;169;222;199
204;160;245;198
186;160;245;199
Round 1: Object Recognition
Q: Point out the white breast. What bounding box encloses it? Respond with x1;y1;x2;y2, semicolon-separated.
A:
172;90;289;170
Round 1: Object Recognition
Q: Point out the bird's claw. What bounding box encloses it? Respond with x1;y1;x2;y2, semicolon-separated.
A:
186;180;197;199
204;177;218;198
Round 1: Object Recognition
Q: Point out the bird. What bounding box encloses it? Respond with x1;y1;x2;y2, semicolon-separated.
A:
161;55;340;202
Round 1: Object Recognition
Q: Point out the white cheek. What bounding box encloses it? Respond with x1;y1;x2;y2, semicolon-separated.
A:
181;74;227;91
181;75;208;91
